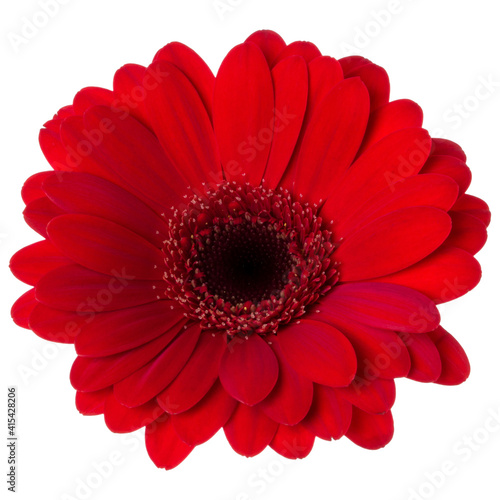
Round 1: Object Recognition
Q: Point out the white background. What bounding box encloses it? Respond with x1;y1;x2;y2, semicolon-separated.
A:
1;0;499;499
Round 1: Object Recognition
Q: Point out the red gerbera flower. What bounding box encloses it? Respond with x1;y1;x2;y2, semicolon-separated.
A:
11;30;490;469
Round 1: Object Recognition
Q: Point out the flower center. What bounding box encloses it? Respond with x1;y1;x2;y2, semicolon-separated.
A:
163;182;338;337
195;220;293;305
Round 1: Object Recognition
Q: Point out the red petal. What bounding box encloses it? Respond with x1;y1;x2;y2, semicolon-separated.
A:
340;59;390;111
112;64;150;126
40;116;59;133
337;377;396;414
446;212;487;255
29;304;84;343
307;56;344;111
35;264;165;313
431;138;466;162
171;380;237;446
452;194;491;227
302;384;352;440
346;407;394;449
54;105;74;120
399;332;442;383
262;56;308;189
146;416;194;469
73;87;114;115
23;196;64;238
75;388;112;416
277;56;344;190
214;42;274;185
336;173;458;239
337;55;371;74
11;289;37;329
245;30;286;66
113;323;201;407
224;403;278;457
427;327;470;386
257;340;313;425
153;42;215;121
47;214;165;280
421;155;471;197
359;99;423;155
21;171;54;204
219;334;278;405
272;41;321;66
10;240;71;285
39;126;75;171
58;115;119;178
105;392;164;433
57;112;178;216
285;78;370;200
317;314;410;379
70;328;184;392
74;301;186;357
318;283;440;333
40;118;61;133
371;246;482;304
270;423;315;459
144;60;221;191
156;332;226;414
81;106;188;212
278;319;357;387
322;128;432;223
335;207;451;281
43;171;168;248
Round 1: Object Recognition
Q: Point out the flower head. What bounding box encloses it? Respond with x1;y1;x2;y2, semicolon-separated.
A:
11;30;490;469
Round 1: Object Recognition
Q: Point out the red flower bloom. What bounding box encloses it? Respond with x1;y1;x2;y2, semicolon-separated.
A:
11;30;490;469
